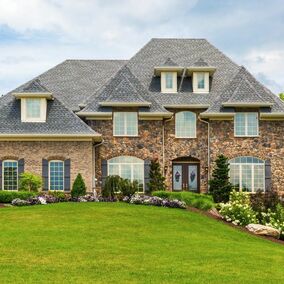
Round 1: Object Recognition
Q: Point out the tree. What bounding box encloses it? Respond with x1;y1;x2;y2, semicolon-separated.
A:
148;159;166;192
279;93;284;101
71;173;87;198
19;172;42;192
209;155;232;203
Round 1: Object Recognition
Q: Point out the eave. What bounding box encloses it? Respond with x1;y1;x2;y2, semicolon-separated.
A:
154;66;184;76
164;104;209;109
260;113;284;120
186;66;216;76
199;112;235;120
99;102;151;107
13;92;53;99
222;102;273;108
0;133;102;142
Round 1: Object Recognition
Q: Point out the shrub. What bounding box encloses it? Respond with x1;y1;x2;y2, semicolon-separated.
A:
152;191;214;210
71;174;87;198
102;175;139;198
209;155;233;203
219;190;257;226
102;175;122;198
260;204;284;239
48;191;66;201
147;159;166;192
120;179;139;197
19;172;42;192
0;191;36;203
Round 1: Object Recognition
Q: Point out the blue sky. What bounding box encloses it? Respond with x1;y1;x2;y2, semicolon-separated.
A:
0;0;283;95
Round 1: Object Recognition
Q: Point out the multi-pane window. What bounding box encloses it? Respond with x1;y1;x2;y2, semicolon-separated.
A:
234;113;258;136
175;111;196;138
49;160;64;190
113;112;138;136
165;72;173;89
26;98;41;119
108;156;144;192
229;156;265;192
197;73;205;89
3;160;18;190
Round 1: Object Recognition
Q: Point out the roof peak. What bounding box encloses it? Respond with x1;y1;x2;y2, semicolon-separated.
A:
22;79;51;93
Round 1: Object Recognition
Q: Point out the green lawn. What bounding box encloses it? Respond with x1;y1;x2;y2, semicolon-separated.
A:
0;203;284;283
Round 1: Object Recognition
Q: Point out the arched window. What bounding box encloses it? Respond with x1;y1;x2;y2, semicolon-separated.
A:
108;156;144;192
175;111;196;138
3;160;18;190
49;160;64;191
229;156;265;192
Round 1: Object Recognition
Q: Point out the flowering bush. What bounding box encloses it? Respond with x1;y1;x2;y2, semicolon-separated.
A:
125;194;186;209
260;204;284;237
219;190;257;226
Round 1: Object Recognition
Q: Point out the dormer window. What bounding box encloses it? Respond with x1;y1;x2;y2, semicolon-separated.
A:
21;98;47;122
161;72;177;93
13;79;52;123
192;72;209;93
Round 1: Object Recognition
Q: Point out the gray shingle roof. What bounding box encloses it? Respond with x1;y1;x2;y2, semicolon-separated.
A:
80;66;169;114
205;66;284;113
160;58;179;67
21;79;50;93
193;58;209;67
0;94;98;135
11;59;127;111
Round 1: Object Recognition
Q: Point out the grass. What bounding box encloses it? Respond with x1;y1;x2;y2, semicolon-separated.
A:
0;203;284;283
152;191;214;210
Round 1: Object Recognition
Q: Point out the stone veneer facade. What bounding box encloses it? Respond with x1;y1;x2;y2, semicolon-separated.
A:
90;110;284;195
0;141;93;191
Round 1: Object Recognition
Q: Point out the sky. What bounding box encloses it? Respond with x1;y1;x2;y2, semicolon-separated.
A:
0;0;283;95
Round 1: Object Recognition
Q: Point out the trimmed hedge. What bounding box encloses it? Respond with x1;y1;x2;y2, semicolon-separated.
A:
0;191;37;203
152;191;214;210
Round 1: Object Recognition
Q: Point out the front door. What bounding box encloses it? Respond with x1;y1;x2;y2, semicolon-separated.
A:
172;163;199;192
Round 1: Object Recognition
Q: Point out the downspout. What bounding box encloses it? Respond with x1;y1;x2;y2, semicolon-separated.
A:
198;116;210;192
93;139;105;196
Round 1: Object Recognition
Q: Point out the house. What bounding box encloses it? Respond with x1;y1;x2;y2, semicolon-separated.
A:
0;38;283;194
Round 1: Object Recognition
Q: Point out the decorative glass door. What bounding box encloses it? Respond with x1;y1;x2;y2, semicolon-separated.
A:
172;163;199;192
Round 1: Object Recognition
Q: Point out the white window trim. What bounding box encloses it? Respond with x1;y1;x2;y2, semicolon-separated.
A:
192;72;209;93
161;72;177;93
229;161;265;193
2;160;18;191
48;160;64;191
175;111;197;138
234;112;259;137
21;98;47;123
113;112;138;137
107;157;144;192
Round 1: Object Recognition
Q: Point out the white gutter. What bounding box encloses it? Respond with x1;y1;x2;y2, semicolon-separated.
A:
164;104;210;109
222;102;273;107
99;102;152;107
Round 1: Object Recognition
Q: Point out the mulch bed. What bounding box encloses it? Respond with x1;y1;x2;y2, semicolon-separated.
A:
187;207;284;245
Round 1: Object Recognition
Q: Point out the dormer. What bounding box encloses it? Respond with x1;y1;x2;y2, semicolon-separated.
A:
13;79;53;123
154;58;183;94
187;58;216;94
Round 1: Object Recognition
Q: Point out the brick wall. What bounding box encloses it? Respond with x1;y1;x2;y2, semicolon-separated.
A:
0;141;93;191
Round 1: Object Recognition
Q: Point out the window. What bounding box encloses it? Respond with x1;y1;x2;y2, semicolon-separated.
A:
229;156;265;192
26;98;41;118
165;72;173;89
108;156;144;192
161;72;177;93
21;98;47;122
49;160;64;190
175;111;196;138
234;113;258;136
3;160;18;190
193;72;209;93
197;73;205;89
113;112;138;136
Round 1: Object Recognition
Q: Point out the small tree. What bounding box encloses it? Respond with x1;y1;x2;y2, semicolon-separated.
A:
19;172;42;192
209;155;232;203
279;93;284;101
71;173;87;198
148;159;166;192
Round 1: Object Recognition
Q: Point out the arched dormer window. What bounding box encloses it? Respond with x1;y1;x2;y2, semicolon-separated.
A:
229;156;265;192
175;111;196;138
